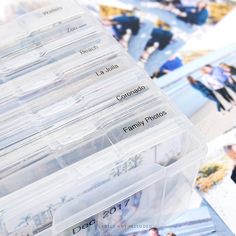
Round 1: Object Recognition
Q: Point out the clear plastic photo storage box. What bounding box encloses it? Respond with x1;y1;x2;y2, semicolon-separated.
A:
0;1;207;236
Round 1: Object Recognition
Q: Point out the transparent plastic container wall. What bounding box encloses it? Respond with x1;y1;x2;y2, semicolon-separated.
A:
0;1;207;236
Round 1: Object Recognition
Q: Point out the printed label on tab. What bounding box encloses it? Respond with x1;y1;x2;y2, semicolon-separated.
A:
41;6;64;16
21;1;83;32
95;64;120;77
79;39;101;55
107;105;174;144
65;18;87;34
79;57;130;83
115;85;149;102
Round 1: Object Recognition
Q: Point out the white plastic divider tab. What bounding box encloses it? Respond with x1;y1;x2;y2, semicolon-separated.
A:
106;103;175;144
0;14;96;63
0;74;154;170
0;20;27;53
19;0;84;34
0;31;107;78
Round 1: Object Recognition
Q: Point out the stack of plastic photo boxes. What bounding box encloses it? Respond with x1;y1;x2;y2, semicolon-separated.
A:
0;1;207;236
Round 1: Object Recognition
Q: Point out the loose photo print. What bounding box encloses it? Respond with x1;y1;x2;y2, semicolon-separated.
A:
84;1;186;71
156;44;236;140
121;206;216;236
196;127;236;233
82;0;235;73
155;44;236;234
